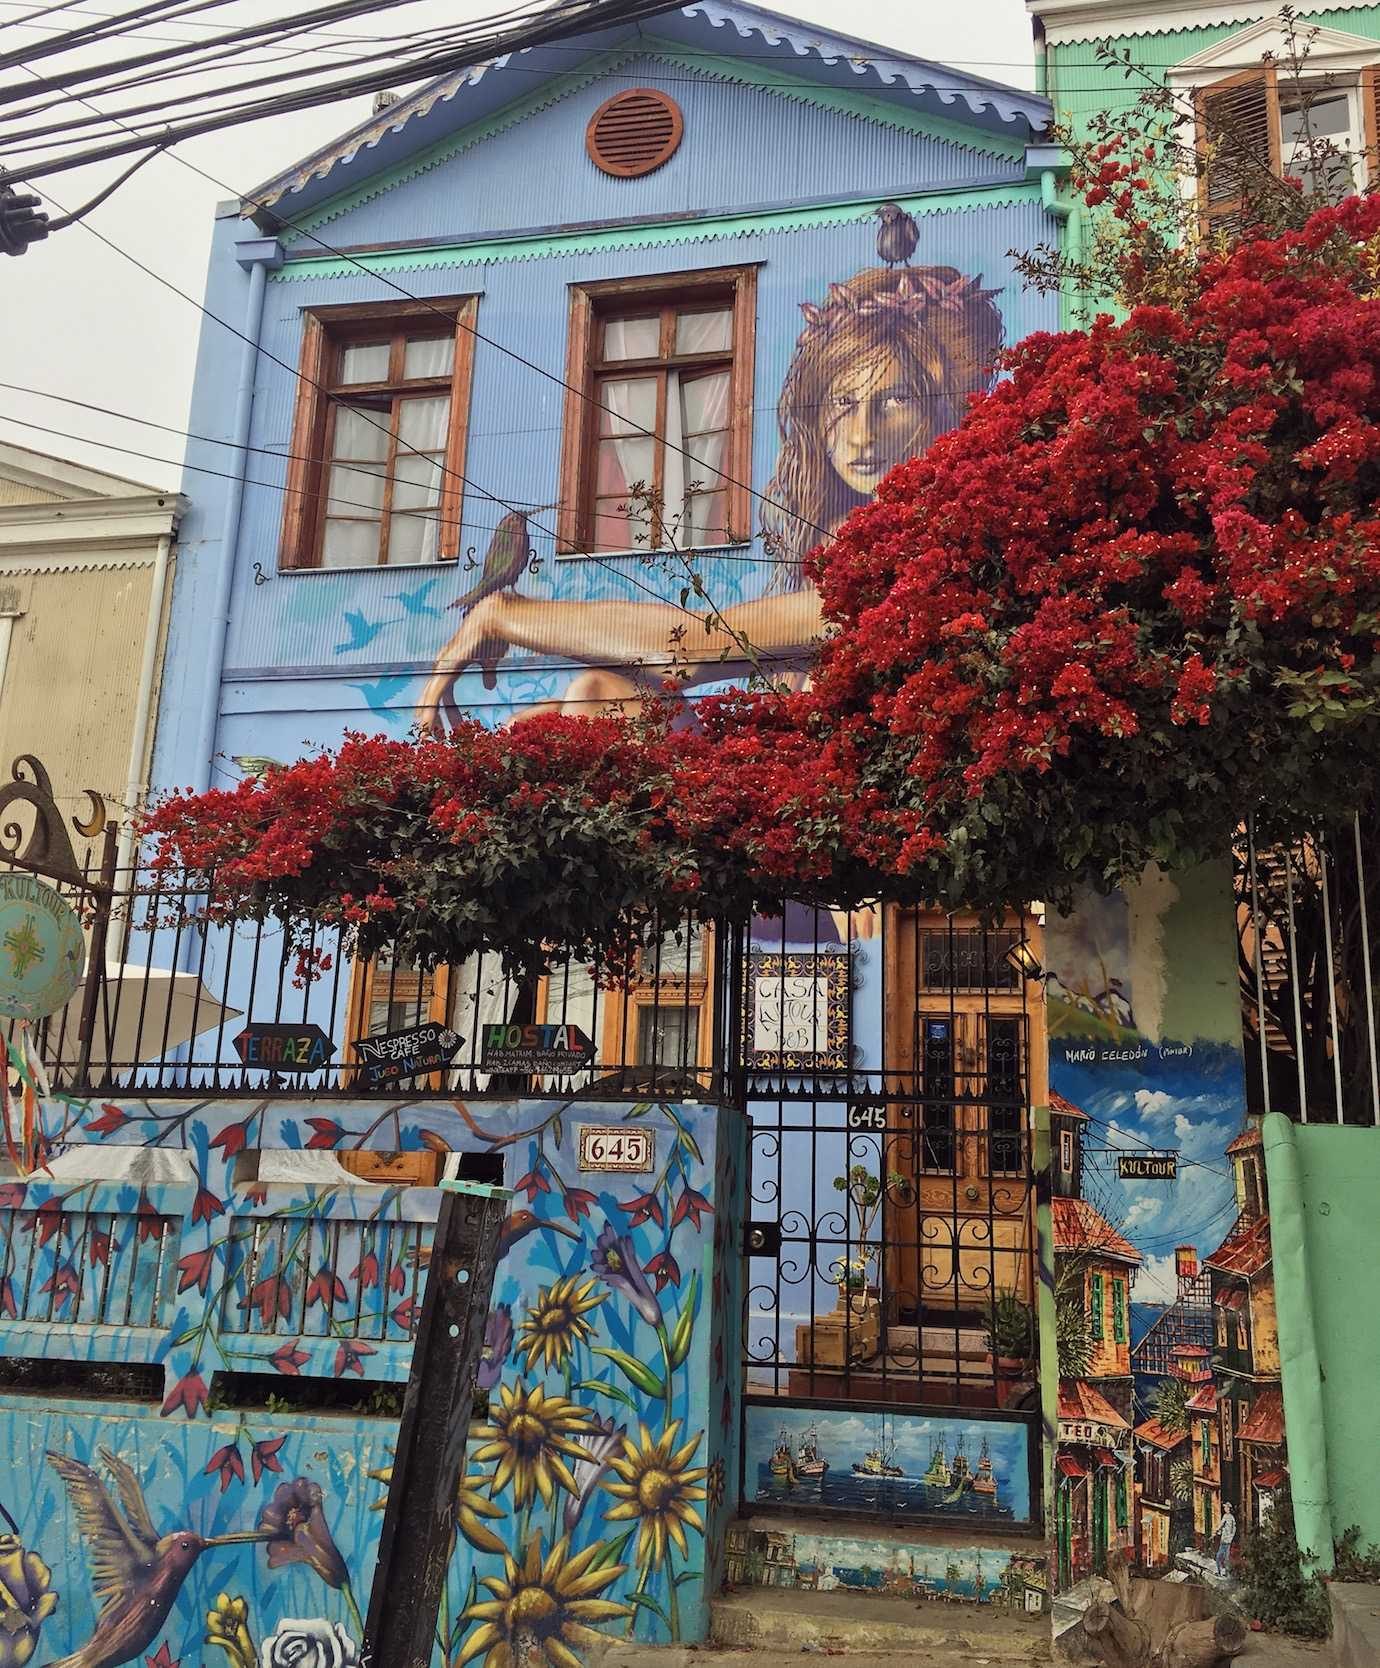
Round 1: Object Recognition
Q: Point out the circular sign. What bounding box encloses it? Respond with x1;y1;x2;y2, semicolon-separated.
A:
0;872;86;1019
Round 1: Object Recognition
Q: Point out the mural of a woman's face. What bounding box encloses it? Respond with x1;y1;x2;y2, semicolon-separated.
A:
824;347;928;496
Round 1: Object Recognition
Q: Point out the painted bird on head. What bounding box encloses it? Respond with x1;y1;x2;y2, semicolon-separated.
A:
45;1447;274;1668
446;505;557;617
875;201;919;268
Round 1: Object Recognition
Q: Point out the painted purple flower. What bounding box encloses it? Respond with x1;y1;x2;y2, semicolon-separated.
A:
563;1413;625;1533
591;1223;661;1330
475;1301;513;1391
257;1478;348;1588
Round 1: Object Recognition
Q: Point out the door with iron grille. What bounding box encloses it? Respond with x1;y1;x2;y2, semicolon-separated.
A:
741;905;1044;1533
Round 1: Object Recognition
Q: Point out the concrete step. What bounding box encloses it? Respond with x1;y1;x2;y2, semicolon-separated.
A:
709;1585;1051;1660
1330;1584;1380;1668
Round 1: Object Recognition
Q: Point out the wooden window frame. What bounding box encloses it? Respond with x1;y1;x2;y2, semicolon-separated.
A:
555;266;756;557
1194;63;1280;238
1090;1270;1105;1342
279;295;479;571
343;954;452;1093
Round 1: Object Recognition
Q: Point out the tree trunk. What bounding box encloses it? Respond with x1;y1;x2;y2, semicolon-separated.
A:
1084;1600;1152;1668
1162;1613;1248;1668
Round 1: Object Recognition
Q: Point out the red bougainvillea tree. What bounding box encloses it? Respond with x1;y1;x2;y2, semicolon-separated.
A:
147;194;1380;965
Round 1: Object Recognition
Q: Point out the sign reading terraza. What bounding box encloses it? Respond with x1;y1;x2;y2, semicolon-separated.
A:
352;1021;460;1087
1117;1152;1178;1181
234;1023;335;1072
480;1021;594;1075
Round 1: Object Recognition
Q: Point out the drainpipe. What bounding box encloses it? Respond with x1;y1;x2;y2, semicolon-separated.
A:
116;527;175;953
1034;1103;1061;1548
1040;169;1083;331
189;236;282;797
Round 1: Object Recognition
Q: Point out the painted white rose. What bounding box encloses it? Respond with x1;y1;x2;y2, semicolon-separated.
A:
261;1619;361;1668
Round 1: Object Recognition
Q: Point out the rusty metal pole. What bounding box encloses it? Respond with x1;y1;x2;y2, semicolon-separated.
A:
363;1178;511;1668
73;819;118;1090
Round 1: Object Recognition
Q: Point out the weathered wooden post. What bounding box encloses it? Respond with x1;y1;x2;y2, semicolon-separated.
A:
363;1177;511;1668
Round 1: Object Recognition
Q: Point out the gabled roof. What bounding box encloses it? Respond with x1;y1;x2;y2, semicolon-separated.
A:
1186;1381;1217;1415
1224;1124;1262;1157
1135;1417;1188;1452
1238;1386;1285;1447
1206;1213;1271;1279
0;440;163;502
1058;1378;1130;1431
1050;1089;1091;1123
1053;1196;1141;1264
246;1;1051;219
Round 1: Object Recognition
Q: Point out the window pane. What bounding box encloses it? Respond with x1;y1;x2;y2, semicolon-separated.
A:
596;435;655;496
339;341;390;384
393;449;444;511
675;306;732;355
321;518;381;567
331;406;390;461
593;497;653;551
637;1003;699;1068
388;511;439;565
366;953;437;1034
603;315;661;361
599;376;658;436
683;491;727;547
326;462;385;515
681;369;730;437
398;394;451;451
403;333;455;379
638;923;704;978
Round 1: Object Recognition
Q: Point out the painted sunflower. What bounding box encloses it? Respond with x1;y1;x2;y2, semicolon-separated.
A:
366;1457;507;1556
706;1455;726;1511
604;1420;708;1569
456;1533;630;1668
472;1382;597;1510
516;1275;606;1373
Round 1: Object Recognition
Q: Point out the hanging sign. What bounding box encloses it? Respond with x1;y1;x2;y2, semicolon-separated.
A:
233;1022;335;1072
0;872;86;1019
1118;1152;1178;1181
480;1021;594;1075
352;1020;460;1087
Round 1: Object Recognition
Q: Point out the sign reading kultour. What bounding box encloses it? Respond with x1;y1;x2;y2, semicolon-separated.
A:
1116;1152;1178;1181
480;1021;594;1075
352;1021;461;1087
233;1022;335;1072
0;871;85;1019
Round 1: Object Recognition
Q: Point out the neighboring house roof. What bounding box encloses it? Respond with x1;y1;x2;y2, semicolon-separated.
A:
1205;1213;1272;1279
1058;1378;1130;1431
0;440;164;503
1186;1381;1218;1415
1053;1195;1142;1264
1027;0;1378;48
1135;1417;1188;1452
1225;1124;1263;1157
1237;1387;1285;1447
0;441;182;566
246;0;1052;219
1050;1089;1091;1123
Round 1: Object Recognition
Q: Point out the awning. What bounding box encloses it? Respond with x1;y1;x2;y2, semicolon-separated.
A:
1093;1447;1122;1469
1058;1454;1088;1480
1253;1468;1286;1489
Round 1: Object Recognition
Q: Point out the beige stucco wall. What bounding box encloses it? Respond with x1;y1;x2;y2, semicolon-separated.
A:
0;562;158;815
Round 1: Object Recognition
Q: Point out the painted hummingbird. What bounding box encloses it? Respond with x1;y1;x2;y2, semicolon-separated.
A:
45;1447;274;1668
446;505;557;617
411;1209;579;1270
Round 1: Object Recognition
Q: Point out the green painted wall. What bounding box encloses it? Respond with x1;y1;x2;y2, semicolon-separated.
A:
1264;1117;1380;1559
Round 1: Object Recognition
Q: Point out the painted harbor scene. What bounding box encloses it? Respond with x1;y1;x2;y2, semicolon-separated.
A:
745;1407;1032;1524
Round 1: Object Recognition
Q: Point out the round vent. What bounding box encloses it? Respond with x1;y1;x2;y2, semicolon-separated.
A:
586;89;683;178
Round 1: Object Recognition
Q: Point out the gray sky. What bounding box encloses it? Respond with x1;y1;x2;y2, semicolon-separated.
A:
0;0;1035;485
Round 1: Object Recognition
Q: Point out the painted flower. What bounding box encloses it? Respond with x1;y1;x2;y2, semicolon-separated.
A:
334;1340;374;1378
563;1415;624;1534
671;1188;712;1231
591;1224;660;1329
514;1167;550;1203
90;1231;115;1266
516;1276;605;1374
210;1119;252;1159
177;1247;216;1295
350;1253;379;1289
204;1594;252;1668
270;1340;309;1376
563;1187;596;1222
391;1297;420;1332
456;1473;508;1557
0;1186;24;1210
471;1383;596;1511
136;1196;166;1242
252;1435;286;1483
85;1104;128;1137
305;1267;346;1310
261;1618;359;1668
38;1262;80;1314
191;1187;225;1226
644;1249;681;1293
257;1479;348;1588
706;1455;726;1511
475;1302;513;1392
0;1533;57;1668
386;1263;406;1295
0;1283;14;1321
604;1421;707;1569
31;1201;61;1248
456;1534;629;1668
146;1644;179;1668
205;1442;244;1493
305;1119;343;1151
242;1275;293;1328
161;1371;209;1419
621;1190;663;1229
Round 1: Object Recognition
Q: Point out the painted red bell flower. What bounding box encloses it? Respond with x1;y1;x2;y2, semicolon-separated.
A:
204;1441;245;1493
38;1262;80;1313
176;1246;216;1295
190;1187;225;1225
513;1168;550;1202
269;1340;309;1376
350;1252;380;1289
563;1187;597;1222
0;1184;24;1210
305;1267;347;1310
31;1199;62;1246
386;1262;406;1295
136;1195;166;1243
305;1118;343;1150
391;1297;420;1332
161;1370;210;1419
242;1274;293;1328
146;1644;178;1668
671;1188;712;1231
89;1230;115;1267
334;1339;375;1378
621;1190;663;1229
0;1280;15;1319
644;1248;682;1293
251;1434;286;1483
85;1104;128;1137
257;1478;348;1587
210;1119;252;1159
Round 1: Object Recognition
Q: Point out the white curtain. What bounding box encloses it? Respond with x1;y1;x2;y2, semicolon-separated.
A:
447;953;517;1092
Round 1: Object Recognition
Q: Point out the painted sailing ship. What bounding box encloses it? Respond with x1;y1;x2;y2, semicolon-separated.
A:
972;1434;997;1497
852;1434;906;1480
796;1423;828;1479
768;1428;797;1481
922;1437;951;1488
949;1434;971;1487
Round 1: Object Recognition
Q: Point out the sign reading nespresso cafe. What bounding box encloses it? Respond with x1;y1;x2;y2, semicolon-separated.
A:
1117;1152;1178;1181
480;1021;595;1075
234;1022;335;1071
353;1021;461;1087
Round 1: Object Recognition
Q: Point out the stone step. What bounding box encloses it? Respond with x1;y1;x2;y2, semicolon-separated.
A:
1330;1583;1380;1668
708;1585;1051;1659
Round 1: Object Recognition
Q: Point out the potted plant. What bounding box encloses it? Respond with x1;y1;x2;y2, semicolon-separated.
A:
829;1164;892;1314
985;1291;1034;1401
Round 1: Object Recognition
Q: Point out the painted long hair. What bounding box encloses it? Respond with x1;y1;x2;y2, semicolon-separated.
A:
759;263;1005;591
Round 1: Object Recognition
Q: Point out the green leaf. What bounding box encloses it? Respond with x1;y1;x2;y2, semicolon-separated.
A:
668;1272;700;1369
575;1378;637;1409
675;1571;702;1587
588;1529;634;1571
627;1592;670;1625
676;1125;703;1165
590;1345;666;1399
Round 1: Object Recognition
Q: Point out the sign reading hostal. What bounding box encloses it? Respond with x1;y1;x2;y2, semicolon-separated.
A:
0;872;85;1019
480;1021;594;1075
234;1022;335;1072
352;1021;461;1087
